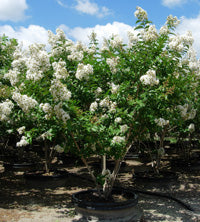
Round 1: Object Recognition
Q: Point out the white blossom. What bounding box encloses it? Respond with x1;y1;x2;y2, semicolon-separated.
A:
110;34;123;49
95;87;103;96
54;103;70;123
114;117;122;123
52;59;69;79
75;63;93;80
90;101;98;112
128;30;138;47
39;103;52;119
169;35;184;52
39;103;52;113
109;101;117;113
4;69;20;86
111;136;125;145
16;136;29;147
48;28;66;49
177;104;196;120
140;25;158;42
166;15;180;27
17;126;26;135
0;99;14;121
134;6;148;21
111;82;119;94
12;92;38;113
155;118;169;128
140;69;159;86
99;97;110;108
50;79;71;102
120;124;128;133
106;57;119;74
67;49;84;62
188;123;195;133
159;25;169;35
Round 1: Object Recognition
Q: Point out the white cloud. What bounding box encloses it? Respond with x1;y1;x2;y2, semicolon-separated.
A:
60;22;133;45
56;0;68;8
176;14;200;57
162;0;187;8
0;25;49;48
74;0;111;18
0;0;28;22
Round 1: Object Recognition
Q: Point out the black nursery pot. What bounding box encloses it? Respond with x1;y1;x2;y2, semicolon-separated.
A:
3;162;37;172
72;188;143;222
24;169;69;189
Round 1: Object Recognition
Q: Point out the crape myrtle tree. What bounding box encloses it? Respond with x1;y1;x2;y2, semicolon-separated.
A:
1;7;199;198
0;35;18;145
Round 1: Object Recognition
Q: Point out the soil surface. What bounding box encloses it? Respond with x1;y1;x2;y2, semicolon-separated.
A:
0;158;200;222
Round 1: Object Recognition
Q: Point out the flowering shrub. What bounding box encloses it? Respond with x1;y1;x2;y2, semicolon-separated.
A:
0;35;18;143
1;6;200;198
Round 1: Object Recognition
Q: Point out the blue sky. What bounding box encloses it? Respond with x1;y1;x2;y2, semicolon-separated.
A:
0;0;200;55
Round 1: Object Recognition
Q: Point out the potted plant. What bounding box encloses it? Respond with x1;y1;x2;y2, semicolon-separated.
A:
2;6;199;221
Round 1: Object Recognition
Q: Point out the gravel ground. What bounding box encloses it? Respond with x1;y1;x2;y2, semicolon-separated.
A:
0;160;200;222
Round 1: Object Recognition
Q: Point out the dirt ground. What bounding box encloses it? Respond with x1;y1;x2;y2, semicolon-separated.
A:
0;159;200;222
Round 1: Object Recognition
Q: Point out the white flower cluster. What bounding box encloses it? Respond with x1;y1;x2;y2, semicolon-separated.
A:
67;41;84;62
87;44;97;55
159;25;169;35
120;124;128;133
166;15;180;28
12;92;38;113
177;104;196;120
114;117;122;123
110;34;123;49
95;87;103;96
181;31;194;46
169;32;193;53
75;63;93;80
186;47;199;72
141;25;158;42
90;101;98;112
16;136;29;147
111;136;125;145
140;69;159;86
48;28;67;56
134;6;148;21
0;99;14;121
169;36;182;51
12;44;26;71
17;126;26;135
188;123;195;133
155;118;169;128
128;30;139;47
52;59;69;79
54;103;70;124
4;69;20;86
99;97;117;113
106;57;119;74
50;79;71;102
110;82;120;94
48;28;66;46
54;144;64;153
39;103;52;119
25;44;50;81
